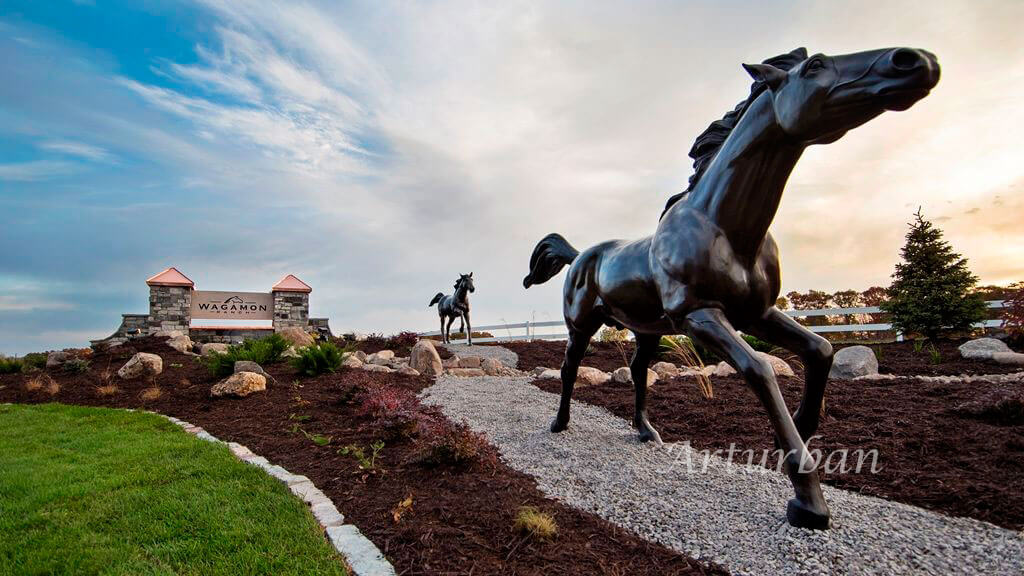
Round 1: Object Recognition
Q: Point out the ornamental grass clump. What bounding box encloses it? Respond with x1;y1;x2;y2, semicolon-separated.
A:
0;356;23;375
290;341;345;377
660;335;713;399
514;506;558;541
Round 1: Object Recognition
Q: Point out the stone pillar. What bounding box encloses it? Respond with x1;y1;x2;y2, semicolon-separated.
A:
271;274;312;331
145;267;194;335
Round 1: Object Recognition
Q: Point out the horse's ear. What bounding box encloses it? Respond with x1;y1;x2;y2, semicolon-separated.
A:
790;47;808;60
742;62;786;91
469;272;473;277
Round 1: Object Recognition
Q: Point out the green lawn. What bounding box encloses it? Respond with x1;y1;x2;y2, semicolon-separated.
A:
0;403;347;576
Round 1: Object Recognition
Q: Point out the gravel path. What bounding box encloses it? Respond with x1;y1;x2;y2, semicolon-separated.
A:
439;343;518;368
421;376;1024;576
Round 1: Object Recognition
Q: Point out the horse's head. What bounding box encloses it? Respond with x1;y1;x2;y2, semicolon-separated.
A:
743;47;939;145
457;272;475;294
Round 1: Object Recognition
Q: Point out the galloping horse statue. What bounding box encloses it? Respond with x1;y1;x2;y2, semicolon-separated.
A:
524;47;939;529
429;273;475;345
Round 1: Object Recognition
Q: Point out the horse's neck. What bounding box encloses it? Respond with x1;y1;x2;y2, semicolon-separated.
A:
686;92;804;259
454;284;469;305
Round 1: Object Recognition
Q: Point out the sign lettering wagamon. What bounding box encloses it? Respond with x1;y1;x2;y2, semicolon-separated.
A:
190;290;273;320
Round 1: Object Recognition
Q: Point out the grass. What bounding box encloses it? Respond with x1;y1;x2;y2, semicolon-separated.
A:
514;506;558;540
0;403;347;576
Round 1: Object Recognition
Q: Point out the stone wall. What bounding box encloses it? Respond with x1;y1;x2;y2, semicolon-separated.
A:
147;285;192;334
190;327;276;345
273;291;309;330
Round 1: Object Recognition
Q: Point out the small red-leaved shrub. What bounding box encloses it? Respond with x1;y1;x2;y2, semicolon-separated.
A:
359;384;423;439
1004;282;1024;344
417;418;497;469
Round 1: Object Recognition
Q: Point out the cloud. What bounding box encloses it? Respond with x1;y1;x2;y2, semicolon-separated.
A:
38;140;112;162
0;160;78;181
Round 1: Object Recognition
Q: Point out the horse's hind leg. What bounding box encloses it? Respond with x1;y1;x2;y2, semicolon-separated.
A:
630;333;662;444
439;316;447;344
444;315;456;344
550;323;600;433
747;307;833;442
682;307;830;529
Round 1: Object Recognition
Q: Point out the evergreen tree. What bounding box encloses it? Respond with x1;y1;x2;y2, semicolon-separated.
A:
882;209;986;338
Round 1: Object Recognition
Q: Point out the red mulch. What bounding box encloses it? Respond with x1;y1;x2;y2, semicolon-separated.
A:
534;370;1024;530
0;337;722;576
500;338;1022;377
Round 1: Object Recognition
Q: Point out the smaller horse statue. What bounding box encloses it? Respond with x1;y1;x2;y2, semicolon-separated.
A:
429;273;475;344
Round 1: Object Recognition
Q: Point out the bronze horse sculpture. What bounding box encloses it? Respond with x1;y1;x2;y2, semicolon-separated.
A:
429;273;475;345
524;47;939;529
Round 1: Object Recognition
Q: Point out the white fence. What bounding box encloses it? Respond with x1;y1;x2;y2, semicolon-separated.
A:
418;301;1007;344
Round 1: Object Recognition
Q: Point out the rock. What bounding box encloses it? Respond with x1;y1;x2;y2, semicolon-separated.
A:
713;361;736;377
651;361;680;379
211;371;266;398
367;350;395;365
481;357;503;376
153;329;184;339
538;368;561;380
398;365;421;376
576;366;611;387
200;343;230;357
757;352;795;377
361;363;393;373
117;353;163;380
992;352;1024;366
353;350;367;362
341;354;363;369
278;327;314;349
166;335;193;354
959;337;1011;360
409;340;443;377
443;356;461;369
447;368;487;377
233;360;276;384
281;346;300;359
830;345;879;379
532;366;551;376
458;356;482;369
46;351;68;369
611;366;659;386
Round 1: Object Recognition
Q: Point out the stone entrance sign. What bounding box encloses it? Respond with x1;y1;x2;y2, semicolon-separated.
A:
190;291;273;320
91;267;331;347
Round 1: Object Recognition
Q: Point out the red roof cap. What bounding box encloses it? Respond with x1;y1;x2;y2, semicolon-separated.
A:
146;267;194;287
272;274;311;293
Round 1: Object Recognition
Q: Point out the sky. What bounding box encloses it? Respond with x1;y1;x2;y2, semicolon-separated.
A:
1;0;1023;355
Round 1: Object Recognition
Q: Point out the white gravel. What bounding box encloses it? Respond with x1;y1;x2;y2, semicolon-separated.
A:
421;376;1024;576
439;342;518;368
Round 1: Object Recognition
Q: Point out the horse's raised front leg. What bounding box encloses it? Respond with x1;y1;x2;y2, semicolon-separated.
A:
463;312;472;345
551;325;599;434
439;316;447;344
682;307;830;530
747;307;833;442
630;333;662;444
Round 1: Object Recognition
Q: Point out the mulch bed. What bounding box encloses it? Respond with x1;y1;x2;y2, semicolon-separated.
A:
534;370;1024;530
0;337;722;576
499;338;1021;377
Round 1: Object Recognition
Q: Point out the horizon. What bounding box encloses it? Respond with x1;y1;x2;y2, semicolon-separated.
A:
2;0;1023;355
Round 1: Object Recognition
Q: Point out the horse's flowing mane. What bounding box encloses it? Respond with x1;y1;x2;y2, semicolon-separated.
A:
661;47;808;217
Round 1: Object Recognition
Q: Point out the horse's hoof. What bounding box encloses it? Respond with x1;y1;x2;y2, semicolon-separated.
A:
786;498;831;530
550;418;569;433
636;424;663;445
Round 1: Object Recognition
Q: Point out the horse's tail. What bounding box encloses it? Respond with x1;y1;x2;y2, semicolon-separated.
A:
523;233;579;289
428;292;444;307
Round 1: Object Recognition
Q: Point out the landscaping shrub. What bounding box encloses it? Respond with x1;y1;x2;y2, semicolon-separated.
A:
359;385;422;439
22;353;47;371
1003;282;1024;345
599;327;630;342
0;356;23;374
62;358;90;374
514;506;558;540
205;333;291;377
417;419;496;469
881;209;986;338
290;341;344;377
384;331;419;353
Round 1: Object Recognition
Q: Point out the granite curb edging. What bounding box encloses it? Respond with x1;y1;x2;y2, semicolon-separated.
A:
155;410;396;576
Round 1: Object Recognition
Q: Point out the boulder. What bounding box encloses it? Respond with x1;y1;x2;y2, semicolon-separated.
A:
538;368;561;380
281;346;301;359
830;345;879;379
341;354;363;369
278;327;315;349
211;371;266;398
712;361;736;377
442;356;461;369
611;366;659;386
233;360;275;384
576;366;611;387
447;368;486;377
200;343;230;357
651;361;680;379
992;352;1024;366
409;340;443;377
46;351;68;369
166;335;194;354
361;363;393;373
532;366;551;376
367;350;395;365
757;352;795;377
153;329;184;339
959;338;1012;360
117;353;163;380
481;357;503;376
458;356;482;369
398;365;421;376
